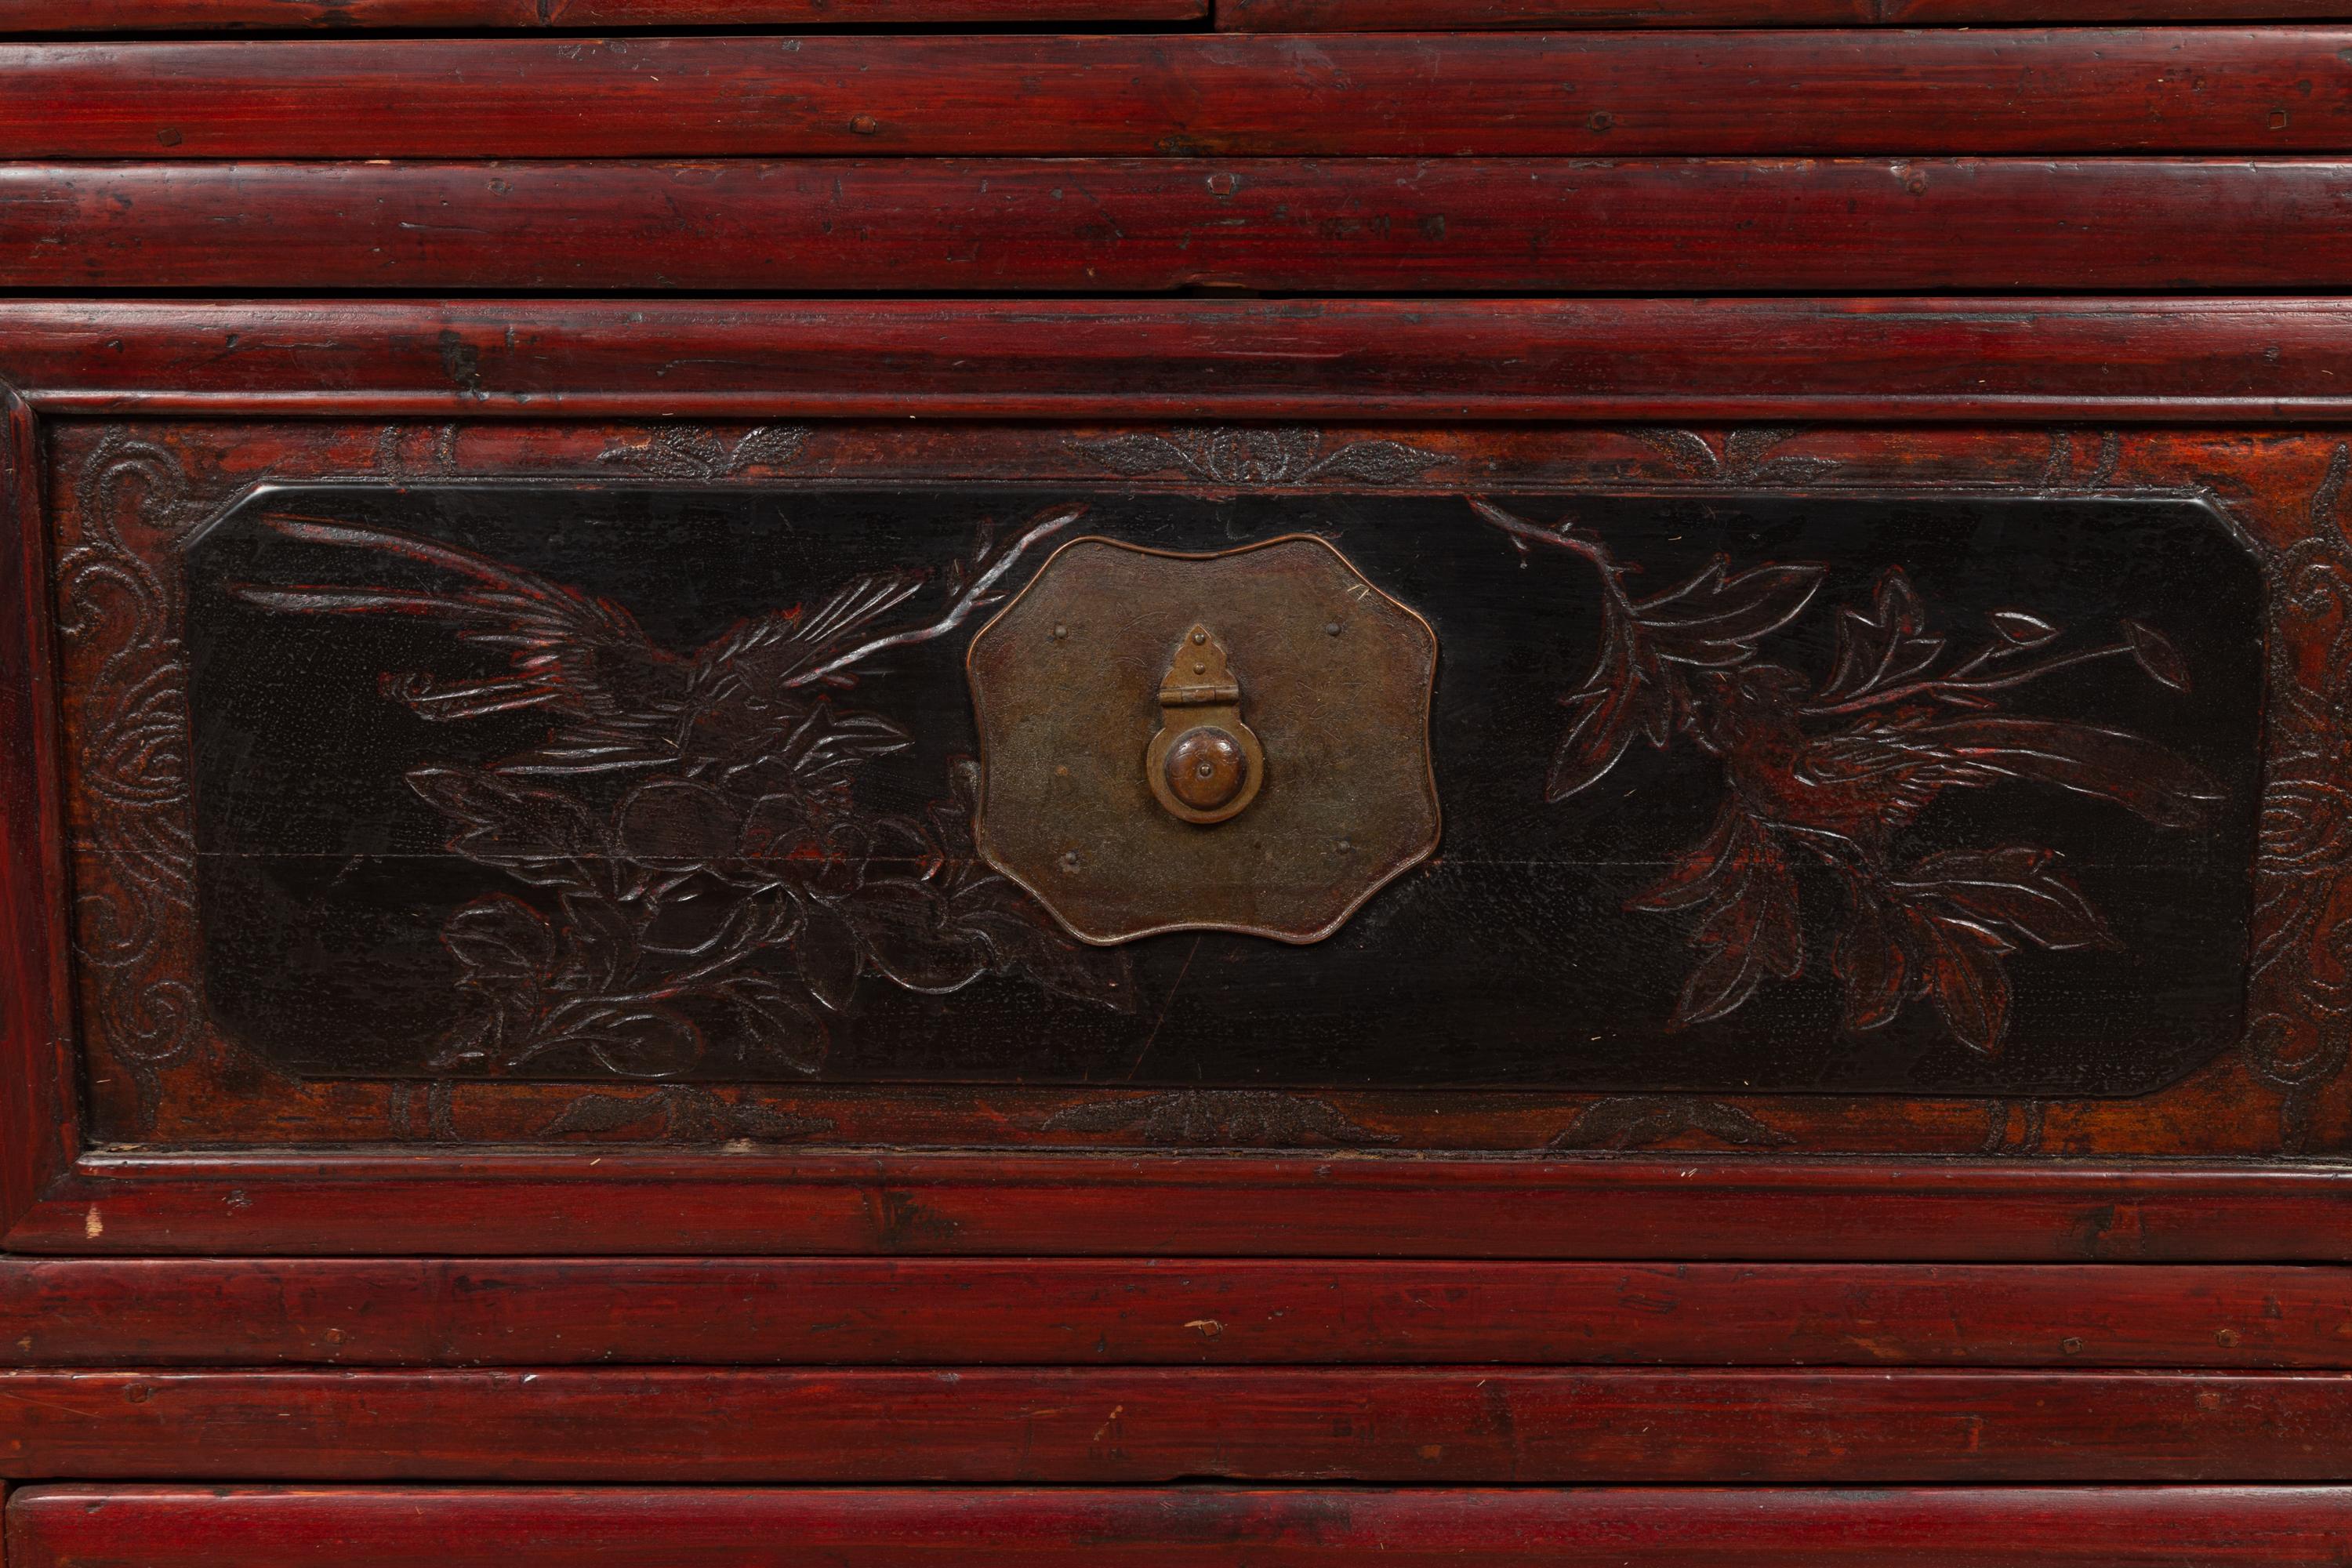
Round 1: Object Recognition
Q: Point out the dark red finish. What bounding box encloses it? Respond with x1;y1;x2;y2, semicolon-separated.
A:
9;298;2352;421
0;387;71;1246
1223;0;2352;27
39;0;1203;27
11;1153;2347;1259
7;1367;2352;1482
3;1259;2348;1367
12;1486;2352;1567
7;32;2350;159
19;159;2352;293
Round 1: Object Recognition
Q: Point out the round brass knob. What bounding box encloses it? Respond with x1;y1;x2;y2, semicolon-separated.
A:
1163;725;1248;812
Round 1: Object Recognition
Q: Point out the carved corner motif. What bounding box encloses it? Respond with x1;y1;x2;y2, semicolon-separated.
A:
1073;427;1446;487
60;430;216;1127
1039;1091;1398;1149
2247;441;2352;1152
1546;1096;1792;1152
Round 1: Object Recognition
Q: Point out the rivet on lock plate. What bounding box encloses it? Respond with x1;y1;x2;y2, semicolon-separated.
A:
965;535;1441;946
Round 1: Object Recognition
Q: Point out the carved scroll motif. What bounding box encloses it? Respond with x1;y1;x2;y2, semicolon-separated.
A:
2246;444;2352;1151
58;432;215;1124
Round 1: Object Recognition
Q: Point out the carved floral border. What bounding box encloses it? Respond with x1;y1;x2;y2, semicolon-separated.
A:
45;419;2352;1156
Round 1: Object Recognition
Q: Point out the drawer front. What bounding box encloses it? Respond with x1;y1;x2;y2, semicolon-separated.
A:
1;304;2347;1265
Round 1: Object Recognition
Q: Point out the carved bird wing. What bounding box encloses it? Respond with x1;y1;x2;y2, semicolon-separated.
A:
230;514;693;764
1804;712;2223;832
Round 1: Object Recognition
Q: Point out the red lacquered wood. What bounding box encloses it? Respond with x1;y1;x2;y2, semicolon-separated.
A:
1221;1;2352;28
11;1153;2351;1260
4;1367;2350;1482
21;158;2352;292
0;387;71;1244
5;298;2352;422
2;1259;2347;1367
31;0;1205;30
6;32;2349;158
12;1486;2352;1567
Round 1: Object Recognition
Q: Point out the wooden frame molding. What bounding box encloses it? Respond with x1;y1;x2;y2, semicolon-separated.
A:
5;1259;2350;1367
9;299;2352;421
19;160;2352;295
9;1486;2351;1567
9;32;2350;158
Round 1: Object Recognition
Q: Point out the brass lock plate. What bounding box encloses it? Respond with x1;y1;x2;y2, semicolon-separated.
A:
967;534;1440;945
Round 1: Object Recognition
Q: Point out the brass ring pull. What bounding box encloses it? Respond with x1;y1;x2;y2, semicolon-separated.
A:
1145;624;1264;825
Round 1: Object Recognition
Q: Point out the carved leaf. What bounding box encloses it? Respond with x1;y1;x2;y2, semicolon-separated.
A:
571;1005;705;1079
722;426;812;475
440;895;557;984
1071;432;1197;477
1297;439;1450;485
1630;557;1827;668
792;898;866;1014
1653;814;1803;1029
1721;428;1842;485
716;975;829;1075
2123;619;2191;691
1628;428;1725;475
1989;609;2062;648
408;765;608;887
1546;599;1675;803
1913;913;2016;1055
1900;846;2119;953
1831;894;1908;1033
1818;568;1946;705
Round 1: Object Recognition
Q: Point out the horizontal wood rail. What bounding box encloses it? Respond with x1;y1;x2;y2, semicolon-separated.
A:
10;1152;2348;1258
20;159;2352;293
1222;1;2352;27
9;298;2352;423
2;1258;2347;1366
10;1486;2352;1566
0;0;1207;25
7;31;2349;158
6;1367;2352;1481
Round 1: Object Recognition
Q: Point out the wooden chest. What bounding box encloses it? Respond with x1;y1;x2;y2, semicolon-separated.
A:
2;2;2350;1562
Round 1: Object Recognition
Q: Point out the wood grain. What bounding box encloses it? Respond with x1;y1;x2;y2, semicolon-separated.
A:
12;1153;2349;1259
38;0;1204;28
2;1260;2347;1367
0;387;71;1243
8;299;2352;422
5;1367;2351;1481
20;158;2352;292
7;31;2349;158
11;1486;2352;1567
1222;1;2352;27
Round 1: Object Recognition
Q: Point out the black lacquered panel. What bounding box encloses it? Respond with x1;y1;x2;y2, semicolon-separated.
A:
185;485;2260;1098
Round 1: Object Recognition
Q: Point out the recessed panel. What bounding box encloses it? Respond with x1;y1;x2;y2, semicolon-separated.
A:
182;485;2262;1098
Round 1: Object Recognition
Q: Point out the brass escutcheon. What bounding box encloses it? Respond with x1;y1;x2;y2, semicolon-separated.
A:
1144;625;1265;824
965;534;1441;946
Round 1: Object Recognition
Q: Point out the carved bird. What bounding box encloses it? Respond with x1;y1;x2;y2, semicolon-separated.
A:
1472;498;2223;1051
230;504;1084;779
